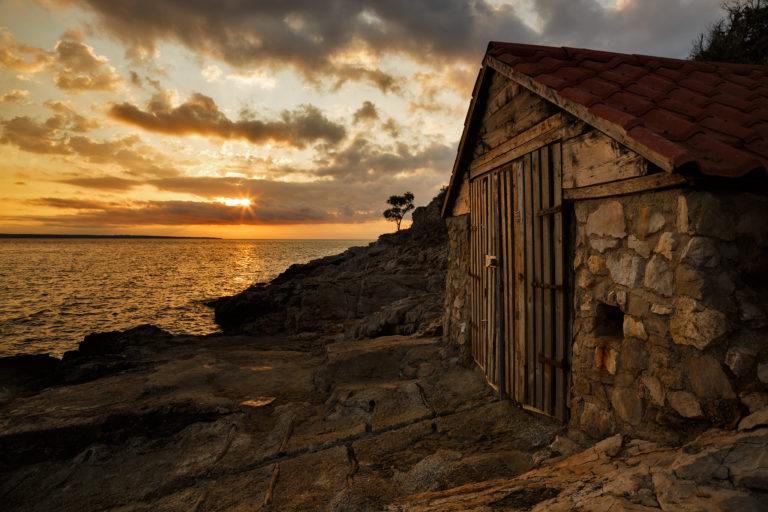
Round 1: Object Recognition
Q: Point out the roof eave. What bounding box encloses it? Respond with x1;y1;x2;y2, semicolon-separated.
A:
485;55;678;174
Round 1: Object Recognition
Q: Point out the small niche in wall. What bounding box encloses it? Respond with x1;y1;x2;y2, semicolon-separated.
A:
595;302;623;338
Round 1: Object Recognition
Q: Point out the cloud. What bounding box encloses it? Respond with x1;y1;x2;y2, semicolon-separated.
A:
0;106;179;177
0;29;53;73
202;65;222;82
226;69;276;88
14;197;350;226
43;100;100;132
53;35;122;91
314;137;454;182
0;100;99;154
108;92;346;148
532;0;722;57
57;176;142;190
353;101;379;124
30;197;113;210
0;115;71;154
0;89;29;102
55;0;535;89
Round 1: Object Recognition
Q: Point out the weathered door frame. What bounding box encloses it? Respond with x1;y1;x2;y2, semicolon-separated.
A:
469;140;569;421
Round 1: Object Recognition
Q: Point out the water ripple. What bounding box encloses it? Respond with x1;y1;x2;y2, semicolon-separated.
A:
0;238;366;357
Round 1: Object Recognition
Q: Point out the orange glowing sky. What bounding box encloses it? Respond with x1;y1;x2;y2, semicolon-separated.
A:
0;0;723;238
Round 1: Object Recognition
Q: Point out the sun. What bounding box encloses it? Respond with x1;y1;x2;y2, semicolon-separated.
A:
218;198;252;207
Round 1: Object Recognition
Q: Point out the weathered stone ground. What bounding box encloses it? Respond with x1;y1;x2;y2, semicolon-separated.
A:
0;330;561;511
3;328;768;511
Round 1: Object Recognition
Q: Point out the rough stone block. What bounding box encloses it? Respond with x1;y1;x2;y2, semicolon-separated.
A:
643;255;673;297
741;392;768;413
681;236;720;268
758;363;768;384
682;354;736;399
619;337;648;374
628;235;652;258
611;387;643;425
577;269;596;289
654;232;678;261
668;391;704;418
627;294;649;317
674;265;705;300
670;297;729;350
590;237;621;253
678;192;736;241
725;347;757;378
642;375;665;406
587;201;626;238
650;304;672;315
607;252;645;288
738;409;768;431
639;207;666;238
623;316;648;340
587;254;608;275
580;400;616;438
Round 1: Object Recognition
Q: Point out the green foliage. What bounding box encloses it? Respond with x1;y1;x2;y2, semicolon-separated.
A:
383;191;415;231
689;0;768;65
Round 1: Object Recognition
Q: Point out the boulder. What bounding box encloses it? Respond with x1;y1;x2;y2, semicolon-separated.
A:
212;193;448;338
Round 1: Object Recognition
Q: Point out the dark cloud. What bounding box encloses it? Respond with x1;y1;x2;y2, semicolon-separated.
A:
0;90;29;103
532;0;721;58
0;115;71;154
61;0;534;87
52;34;122;91
353;101;379;124
109;92;346;148
58;176;142;190
0;106;179;177
56;0;723;92
129;70;142;87
13;198;352;226
30;197;112;210
315;137;454;182
43;101;100;132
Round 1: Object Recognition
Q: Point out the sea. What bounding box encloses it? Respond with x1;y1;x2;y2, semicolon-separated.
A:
0;238;369;358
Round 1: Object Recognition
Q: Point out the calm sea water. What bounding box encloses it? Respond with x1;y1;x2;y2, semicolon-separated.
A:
0;238;368;357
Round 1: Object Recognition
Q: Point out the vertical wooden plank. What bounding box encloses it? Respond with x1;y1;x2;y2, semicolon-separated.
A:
493;171;506;394
514;162;526;405
524;153;536;408
504;167;515;399
540;146;554;417
498;170;508;397
469;180;476;363
552;142;567;422
532;149;544;411
482;176;488;373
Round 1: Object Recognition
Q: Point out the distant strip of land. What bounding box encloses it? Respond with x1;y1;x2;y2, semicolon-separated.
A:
0;234;220;239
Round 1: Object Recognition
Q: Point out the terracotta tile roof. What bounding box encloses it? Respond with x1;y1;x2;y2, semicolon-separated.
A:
487;42;768;178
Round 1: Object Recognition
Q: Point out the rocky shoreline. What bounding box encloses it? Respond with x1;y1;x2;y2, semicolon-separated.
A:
2;193;767;511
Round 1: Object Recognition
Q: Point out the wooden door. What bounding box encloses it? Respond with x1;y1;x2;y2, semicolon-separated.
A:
469;141;568;421
514;142;568;421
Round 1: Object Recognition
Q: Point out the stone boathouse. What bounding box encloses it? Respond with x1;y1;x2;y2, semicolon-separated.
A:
441;42;768;440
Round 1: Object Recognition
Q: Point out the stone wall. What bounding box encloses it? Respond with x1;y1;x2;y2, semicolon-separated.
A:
444;214;472;365
570;187;768;442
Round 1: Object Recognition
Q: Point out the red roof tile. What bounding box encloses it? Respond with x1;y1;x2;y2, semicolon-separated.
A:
487;42;768;178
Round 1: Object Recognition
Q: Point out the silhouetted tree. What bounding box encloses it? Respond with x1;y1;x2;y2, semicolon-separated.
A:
383;191;415;231
689;0;768;64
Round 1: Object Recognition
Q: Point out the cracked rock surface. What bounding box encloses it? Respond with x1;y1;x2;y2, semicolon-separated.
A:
1;330;561;511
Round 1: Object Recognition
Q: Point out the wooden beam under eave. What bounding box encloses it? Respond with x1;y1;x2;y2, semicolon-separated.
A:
485;55;676;174
562;172;689;200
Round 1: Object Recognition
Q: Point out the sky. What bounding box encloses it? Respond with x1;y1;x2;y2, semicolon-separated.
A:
0;0;723;239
